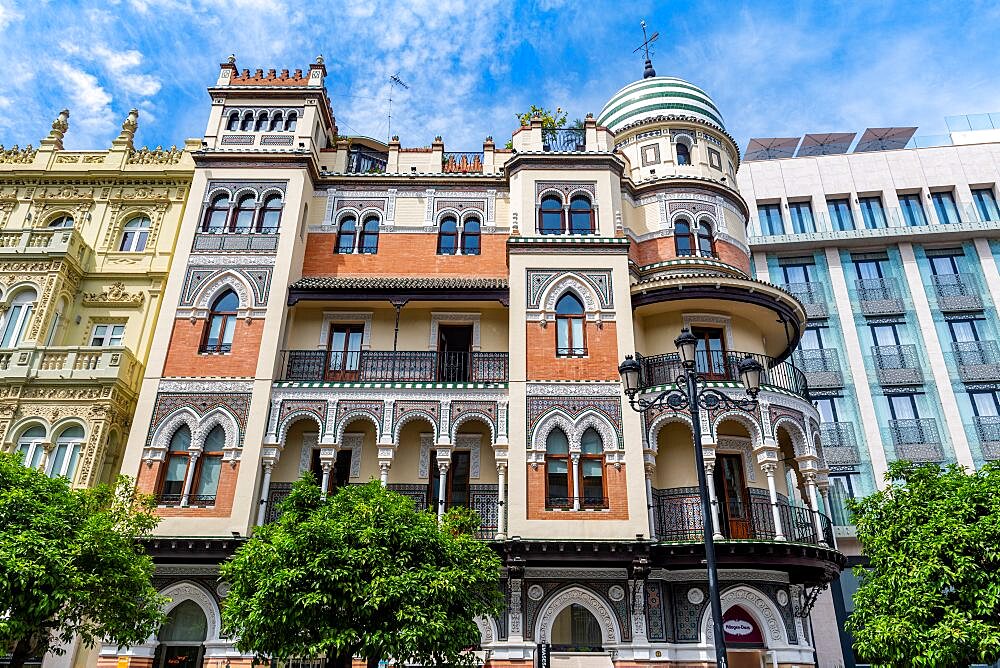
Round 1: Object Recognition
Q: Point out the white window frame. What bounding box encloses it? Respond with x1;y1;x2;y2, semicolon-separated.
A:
17;427;46;470
1;291;37;348
119;216;151;252
90;323;125;347
48;427;84;481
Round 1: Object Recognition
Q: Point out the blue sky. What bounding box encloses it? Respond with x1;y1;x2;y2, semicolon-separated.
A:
2;0;1000;153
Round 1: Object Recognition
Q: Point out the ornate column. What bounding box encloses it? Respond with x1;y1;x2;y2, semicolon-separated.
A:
379;461;390;486
819;483;838;549
571;453;581;511
179;452;199;507
377;444;395;487
760;463;786;541
319;461;332;500
436;460;450;520
644;462;657;539
38;441;54;473
496;462;508;539
804;472;827;546
704;460;724;540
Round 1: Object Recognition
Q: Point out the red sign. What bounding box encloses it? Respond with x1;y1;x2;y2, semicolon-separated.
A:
722;605;764;645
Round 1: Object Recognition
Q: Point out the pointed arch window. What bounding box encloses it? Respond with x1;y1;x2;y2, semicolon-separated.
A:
545;428;571;508
17;425;46;469
269;112;284;132
359;216;379;254
555;293;586;357
674;219;694;256
579;427;605;508
226;112;240;131
438;217;458;255
203;194;230;232
160;425;191;504
335;216;357;254
49;425;84;481
676;141;691;165
1;289;36;348
192;425;224;505
231;194;256;232
539;195;564;234
257;195;282;232
240;112;253;131
697;219;715;257
569;196;594;234
255;112;268;132
119;216;151;252
202;290;238;354
461;217;480;255
285;112;297;132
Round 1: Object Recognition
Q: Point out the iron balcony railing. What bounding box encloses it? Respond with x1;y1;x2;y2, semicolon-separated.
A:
872;344;923;385
651;489;833;547
281;350;508;383
855;277;906;315
888;418;944;462
545;496;609;510
781;281;828;318
952;340;1000;382
932;273;983;312
543;128;586;152
974;415;1000;460
794;348;843;388
634;350;809;399
820;422;861;465
157;493;216;507
346;147;388;173
442;151;484;173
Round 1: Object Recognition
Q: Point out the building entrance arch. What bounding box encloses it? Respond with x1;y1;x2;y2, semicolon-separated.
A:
153;600;208;668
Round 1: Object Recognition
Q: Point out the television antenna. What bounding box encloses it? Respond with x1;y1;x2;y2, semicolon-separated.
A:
387;73;409;143
633;20;659;79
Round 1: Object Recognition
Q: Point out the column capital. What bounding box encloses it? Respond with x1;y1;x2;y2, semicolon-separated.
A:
760;462;778;475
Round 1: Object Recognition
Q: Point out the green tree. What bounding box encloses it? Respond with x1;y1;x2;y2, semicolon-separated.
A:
846;460;1000;667
0;453;166;668
220;476;504;668
506;105;571;149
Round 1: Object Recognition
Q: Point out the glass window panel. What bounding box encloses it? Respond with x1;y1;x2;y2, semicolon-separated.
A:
972;188;1000;221
860;197;886;229
169;427;191;452
899;194;928;226
814;398;838;423
888;395;917;419
781;264;811;283
208;208;227;230
827;199;855;231
800;328;823;349
1;304;25;347
556;318;569;351
203;426;225;452
48;444;67;478
206;316;223;347
581;459;603;477
855;260;883;280
580;428;602;454
789;201;815;233
158;600;208;643
871;324;899;346
950;320;979;342
931;192;959;224
194;456;222;497
971;392;1000;416
221;317;236;346
163;457;188;491
546;430;569;454
757;204;784;235
929;255;959;275
571;319;584;354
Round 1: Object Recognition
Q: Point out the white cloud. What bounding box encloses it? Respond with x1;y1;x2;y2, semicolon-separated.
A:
51;62;116;144
0;1;23;31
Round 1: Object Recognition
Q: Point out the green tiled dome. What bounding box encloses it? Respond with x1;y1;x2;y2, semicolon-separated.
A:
598;77;725;133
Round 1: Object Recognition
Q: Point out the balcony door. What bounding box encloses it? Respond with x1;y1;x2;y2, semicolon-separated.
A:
428;450;471;513
438;325;473;382
929;254;960;276
309;448;352;494
781;262;813;284
327;324;363;381
713;453;751;539
692;326;728;380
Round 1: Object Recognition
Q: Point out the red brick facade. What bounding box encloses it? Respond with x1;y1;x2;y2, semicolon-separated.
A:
162;318;264;377
630;236;751;274
526;462;629;520
525;321;619;381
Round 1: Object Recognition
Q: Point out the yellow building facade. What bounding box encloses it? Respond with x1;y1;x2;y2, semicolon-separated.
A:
0;108;194;490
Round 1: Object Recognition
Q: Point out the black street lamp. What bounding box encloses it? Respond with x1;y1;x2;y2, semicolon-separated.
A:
618;327;764;668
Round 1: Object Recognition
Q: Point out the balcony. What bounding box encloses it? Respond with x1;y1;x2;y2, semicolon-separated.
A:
192;227;280;252
973;415;1000;460
635;350;809;399
856;277;906;315
442;151;484;173
782;281;828;319
0;346;141;386
280;350;508;384
820;422;861;465
0;227;90;261
795;348;843;388
872;344;923;385
931;273;983;312
651;488;833;546
543;128;586;152
953;340;1000;382
346;147;388;173
889;418;944;462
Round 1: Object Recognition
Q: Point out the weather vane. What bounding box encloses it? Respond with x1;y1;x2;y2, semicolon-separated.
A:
633;19;659;79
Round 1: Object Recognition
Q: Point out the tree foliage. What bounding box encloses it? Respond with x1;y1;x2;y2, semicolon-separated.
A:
0;453;166;668
846;460;1000;667
505;105;570;149
220;476;505;668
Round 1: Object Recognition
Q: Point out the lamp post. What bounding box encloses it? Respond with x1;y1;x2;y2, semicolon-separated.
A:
618;328;763;668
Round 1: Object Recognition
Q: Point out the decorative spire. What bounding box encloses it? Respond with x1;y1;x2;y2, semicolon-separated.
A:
227;54;236;64
41;109;70;150
113;108;140;150
634;20;659;79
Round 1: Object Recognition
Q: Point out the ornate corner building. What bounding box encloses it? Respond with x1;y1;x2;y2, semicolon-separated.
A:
0;108;194;493
87;58;845;668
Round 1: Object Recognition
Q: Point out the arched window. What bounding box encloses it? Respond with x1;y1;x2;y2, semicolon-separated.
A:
697;220;715;257
285;112;297;132
676;141;691;165
335;217;357;254
555;293;585;357
254;112;268;132
48;215;74;228
17;425;46;469
269;112;284;132
119;216;151;252
359;216;379;254
551;604;603;651
192;425;224;505
1;288;37;348
49;425;84;481
539;196;564;235
231;194;255;232
545;428;570;508
203;194;230;232
674;219;694;256
160;425;191;504
437;217;458;255
569;196;594;234
202;290;238;354
257;195;282;232
579;428;605;508
461;217;480;255
157;599;208;668
226;112;240;131
240;112;253;131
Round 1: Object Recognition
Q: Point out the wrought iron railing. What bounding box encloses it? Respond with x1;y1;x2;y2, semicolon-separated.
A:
543;128;586;152
974;415;1000;460
442;151;484;173
889;418;944;461
855;277;905;315
346;147;388;173
872;344;923;385
634;350;809;398
156;493;215;507
953;340;1000;382
281;350;508;383
794;348;843;388
199;342;233;354
545;496;608;510
651;488;832;546
820;422;861;465
782;281;828;318
932;273;983;312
